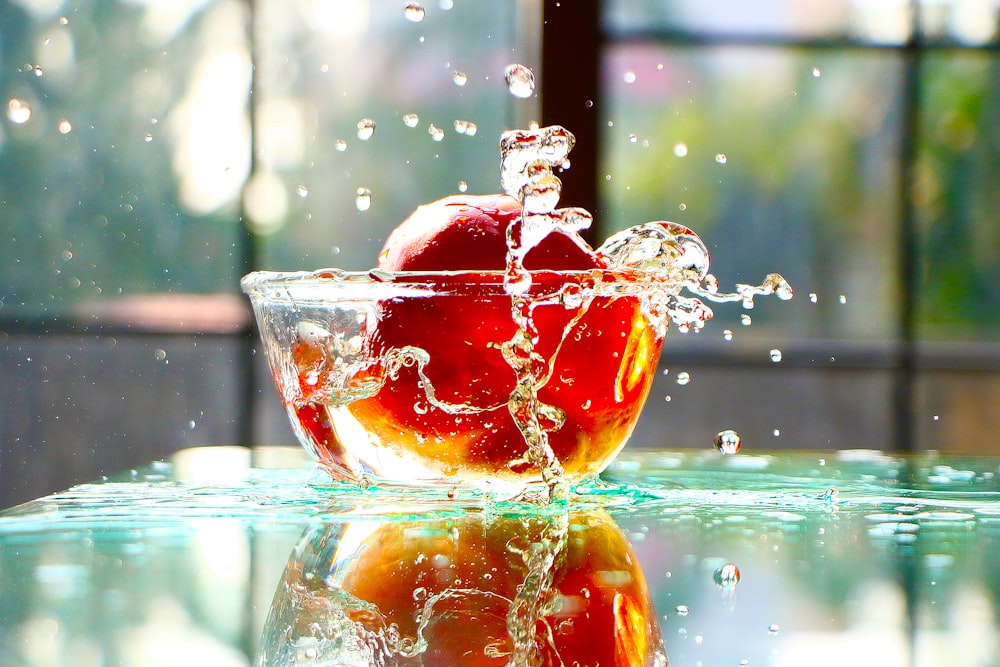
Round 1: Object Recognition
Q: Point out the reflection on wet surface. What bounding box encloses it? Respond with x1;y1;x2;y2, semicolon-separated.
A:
2;447;1000;666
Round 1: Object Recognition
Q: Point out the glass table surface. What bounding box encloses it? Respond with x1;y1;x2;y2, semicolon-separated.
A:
2;446;999;667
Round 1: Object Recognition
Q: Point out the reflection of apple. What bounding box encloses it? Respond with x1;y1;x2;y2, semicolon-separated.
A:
257;508;666;667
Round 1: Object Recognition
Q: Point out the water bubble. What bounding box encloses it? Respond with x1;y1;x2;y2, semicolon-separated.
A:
676;371;691;386
769;349;782;363
452;70;467;86
768;624;780;635
153;348;167;361
296;185;309;198
714;153;728;164
740;313;752;326
453;119;477;136
355;187;372;211
33;65;43;77
356;118;376;140
713;563;740;588
628;133;638;143
715;429;741;455
59;16;68;24
673;143;688;157
623;70;637;84
839;294;847;304
457;180;468;192
335;139;347;151
404;2;426;22
7;98;31;124
584;99;594;108
773;428;781;437
188;420;196;430
402;113;419;127
678;202;687;211
723;329;733;341
428;124;444;141
58;119;72;134
812;66;822;77
809;292;818;303
675;604;690;616
504;63;535;98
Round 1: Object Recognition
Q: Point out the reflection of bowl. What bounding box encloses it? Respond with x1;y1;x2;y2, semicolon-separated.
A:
256;508;666;666
242;268;666;490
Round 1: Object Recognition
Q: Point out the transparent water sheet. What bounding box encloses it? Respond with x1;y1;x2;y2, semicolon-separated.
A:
3;447;1000;667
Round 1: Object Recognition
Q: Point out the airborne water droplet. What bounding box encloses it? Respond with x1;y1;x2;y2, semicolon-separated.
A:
457;180;468;192
452;70;467;86
428;124;444;141
7;98;31;124
675;371;691;386
504;63;535;98
723;329;733;341
402;113;419;127
812;66;822;77
675;604;690;616
356;118;376;140
769;348;782;363
355;187;372;211
768;624;780;636
296;185;309;198
714;153;728;164
404;2;426;22
740;313;752;326
623;70;636;84
673;143;688;157
839;294;847;304
715;429;741;454
334;139;347;151
809;292;818;303
713;562;740;588
58;119;72;134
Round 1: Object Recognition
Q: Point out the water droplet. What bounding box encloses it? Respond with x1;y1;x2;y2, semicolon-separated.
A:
664;395;672;402
296;185;309;198
504;63;535;98
457;180;468;192
413;401;428;414
144;134;153;142
673;142;688;157
453;119;476;136
334;139;347;151
452;70;467;86
769;348;782;363
154;348;167;361
714;153;728;164
676;371;691;386
678;202;687;211
356;118;376;140
675;604;690;616
809;292;818;303
623;70;637;84
839;294;847;304
713;562;740;588
7;98;31;124
812;66;822;77
584;99;594;108
33;65;43;77
402;113;419;127
740;313;752;326
404;2;426;22
188;420;196;429
715;429;741;455
355;187;372;211
768;624;780;635
58;16;68;24
773;428;781;437
58;119;72;134
628;133;638;143
412;586;427;601
428;124;444;141
723;329;733;341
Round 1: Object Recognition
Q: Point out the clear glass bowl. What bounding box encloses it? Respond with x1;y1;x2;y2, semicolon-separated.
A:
242;268;666;492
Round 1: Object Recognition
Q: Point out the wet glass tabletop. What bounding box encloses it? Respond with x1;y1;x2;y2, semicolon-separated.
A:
2;446;999;667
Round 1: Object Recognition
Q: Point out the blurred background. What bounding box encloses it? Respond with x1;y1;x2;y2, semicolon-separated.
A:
1;0;998;507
